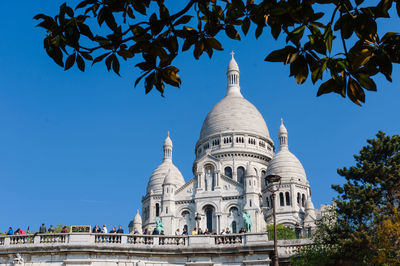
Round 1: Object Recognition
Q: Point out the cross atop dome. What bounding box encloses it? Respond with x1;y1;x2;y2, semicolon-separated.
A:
230;51;235;58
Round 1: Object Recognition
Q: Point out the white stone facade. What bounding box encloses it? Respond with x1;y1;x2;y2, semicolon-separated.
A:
138;54;318;235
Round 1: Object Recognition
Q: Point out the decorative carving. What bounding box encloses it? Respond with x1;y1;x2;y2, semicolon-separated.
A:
71;226;90;233
13;253;24;265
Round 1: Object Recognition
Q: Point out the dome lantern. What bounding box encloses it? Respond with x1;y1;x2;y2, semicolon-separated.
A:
226;51;242;97
278;119;288;151
163;131;173;162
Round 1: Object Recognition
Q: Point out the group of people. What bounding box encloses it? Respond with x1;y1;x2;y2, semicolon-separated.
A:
6;223;69;235
92;225;124;234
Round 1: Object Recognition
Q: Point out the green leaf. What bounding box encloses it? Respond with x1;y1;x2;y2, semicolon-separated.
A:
64;53;76;70
270;8;286;16
206;38;224;51
317;78;337;96
324;25;333;53
92;52;111;65
356;73;377;91
241;17;250;36
311;59;328;83
76;54;85;72
265;46;298;63
290;55;309;84
174;15;192;26
225;25;241;40
112;55;120;76
347;77;365;105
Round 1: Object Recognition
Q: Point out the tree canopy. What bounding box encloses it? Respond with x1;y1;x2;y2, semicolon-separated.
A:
293;131;400;265
34;0;400;104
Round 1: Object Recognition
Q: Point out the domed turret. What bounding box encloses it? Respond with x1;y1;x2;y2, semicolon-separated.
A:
133;209;143;233
146;132;185;194
266;120;306;182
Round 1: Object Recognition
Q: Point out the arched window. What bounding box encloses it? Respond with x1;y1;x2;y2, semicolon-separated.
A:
279;192;284;206
250;199;252;207
205;206;214;232
302;194;306;207
297;192;301;204
224;167;233;179
155;203;160;217
232;221;237;233
285;192;291;206
237;166;245;184
166;207;168;214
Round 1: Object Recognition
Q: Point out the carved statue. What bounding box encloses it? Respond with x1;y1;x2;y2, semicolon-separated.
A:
155;218;164;233
242;211;252;232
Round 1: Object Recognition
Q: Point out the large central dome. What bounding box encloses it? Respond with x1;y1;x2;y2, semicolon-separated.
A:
199;53;270;141
200;96;269;139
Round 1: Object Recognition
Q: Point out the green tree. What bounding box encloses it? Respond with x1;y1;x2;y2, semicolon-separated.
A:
34;0;400;104
292;131;400;265
267;224;297;240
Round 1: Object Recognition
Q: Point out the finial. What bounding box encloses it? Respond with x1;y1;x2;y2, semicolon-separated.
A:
137;209;139;214
230;51;235;58
281;118;283;125
167;131;170;137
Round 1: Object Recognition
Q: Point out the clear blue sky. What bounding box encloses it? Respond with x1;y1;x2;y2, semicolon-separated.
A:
1;1;399;232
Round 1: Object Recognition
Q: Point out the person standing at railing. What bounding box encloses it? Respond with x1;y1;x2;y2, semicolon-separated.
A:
39;223;47;234
143;228;149;244
182;228;188;235
6;227;13;235
102;225;108;234
61;226;68;233
204;228;210;235
191;228;198;235
159;230;165;245
226;227;232;244
48;225;55;233
116;225;124;234
295;222;302;239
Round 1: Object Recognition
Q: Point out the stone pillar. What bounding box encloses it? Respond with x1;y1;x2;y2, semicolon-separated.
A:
197;172;203;191
215;170;220;189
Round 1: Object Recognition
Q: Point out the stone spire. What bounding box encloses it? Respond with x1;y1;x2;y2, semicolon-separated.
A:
278;119;288;151
226;51;242;97
163;131;173;161
133;209;143;233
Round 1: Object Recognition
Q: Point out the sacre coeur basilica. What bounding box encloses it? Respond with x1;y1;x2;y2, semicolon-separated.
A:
0;54;326;266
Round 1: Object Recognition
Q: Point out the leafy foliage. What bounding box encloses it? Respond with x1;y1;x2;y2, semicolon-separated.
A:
292;131;400;265
35;0;400;102
267;224;296;240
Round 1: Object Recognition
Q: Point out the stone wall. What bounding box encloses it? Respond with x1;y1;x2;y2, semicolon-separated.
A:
0;233;312;265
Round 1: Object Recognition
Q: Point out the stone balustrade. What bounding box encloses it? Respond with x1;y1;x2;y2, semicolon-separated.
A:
0;233;312;265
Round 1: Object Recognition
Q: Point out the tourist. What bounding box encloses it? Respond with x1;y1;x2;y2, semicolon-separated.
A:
92;225;101;233
39;223;47;234
226;227;232;243
110;227;116;234
133;227;139;234
15;228;26;235
159;230;165;245
182;228;188;235
61;226;68;233
143;228;149;244
204;228;210;235
152;228;159;235
295;222;302;239
48;225;55;233
191;228;197;235
198;228;203;235
6;227;13;235
220;228;226;235
305;223;312;238
102;225;108;234
116;225;124;234
212;229;217;235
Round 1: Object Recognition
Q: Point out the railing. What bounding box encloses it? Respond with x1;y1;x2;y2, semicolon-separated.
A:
0;236;4;245
40;234;68;243
9;235;34;245
213;234;243;245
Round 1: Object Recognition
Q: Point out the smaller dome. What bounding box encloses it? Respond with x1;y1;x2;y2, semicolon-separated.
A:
266;150;306;181
163;170;175;185
228;53;239;72
146;161;185;194
134;210;142;224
